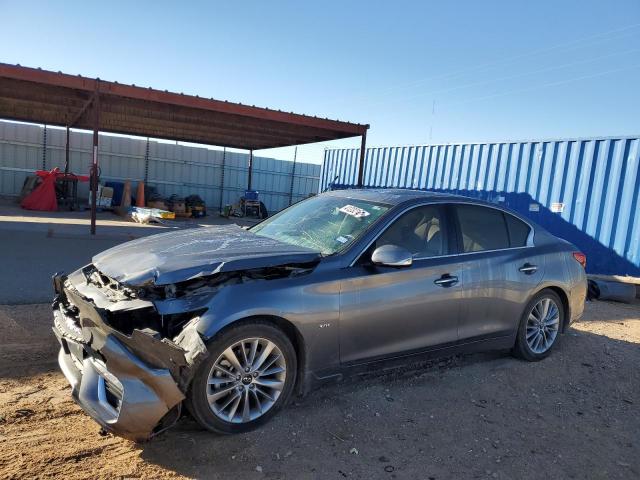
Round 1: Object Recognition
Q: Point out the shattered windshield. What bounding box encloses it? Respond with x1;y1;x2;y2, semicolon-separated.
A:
251;195;390;255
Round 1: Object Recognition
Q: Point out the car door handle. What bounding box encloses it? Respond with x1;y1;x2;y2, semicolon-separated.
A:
434;274;458;287
519;263;538;274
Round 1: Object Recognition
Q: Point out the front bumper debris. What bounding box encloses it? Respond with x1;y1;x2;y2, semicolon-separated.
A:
52;273;207;441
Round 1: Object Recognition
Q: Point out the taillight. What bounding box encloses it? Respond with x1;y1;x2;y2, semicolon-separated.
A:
572;252;586;269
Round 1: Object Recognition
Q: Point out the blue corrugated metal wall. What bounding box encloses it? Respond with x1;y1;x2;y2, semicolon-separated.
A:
321;135;640;276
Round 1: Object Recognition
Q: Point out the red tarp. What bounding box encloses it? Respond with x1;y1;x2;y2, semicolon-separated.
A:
20;168;89;211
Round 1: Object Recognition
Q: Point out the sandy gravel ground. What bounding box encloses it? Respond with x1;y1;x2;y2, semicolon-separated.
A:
0;300;638;479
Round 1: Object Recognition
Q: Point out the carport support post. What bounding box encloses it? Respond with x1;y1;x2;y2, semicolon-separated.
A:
90;86;100;235
64;126;70;176
219;147;226;213
357;131;367;187
90;126;98;235
62;126;70;203
247;149;253;191
288;146;297;206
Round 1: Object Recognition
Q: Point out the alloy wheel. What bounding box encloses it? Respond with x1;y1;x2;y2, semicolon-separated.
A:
525;297;560;354
206;337;287;423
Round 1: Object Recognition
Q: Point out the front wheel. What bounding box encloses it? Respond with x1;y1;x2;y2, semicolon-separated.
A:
513;290;564;361
186;321;297;434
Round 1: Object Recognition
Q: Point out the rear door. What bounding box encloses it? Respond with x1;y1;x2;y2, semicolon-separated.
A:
339;204;463;364
451;203;545;341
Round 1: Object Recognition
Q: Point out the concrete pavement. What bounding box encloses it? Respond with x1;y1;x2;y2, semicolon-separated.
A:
0;202;257;304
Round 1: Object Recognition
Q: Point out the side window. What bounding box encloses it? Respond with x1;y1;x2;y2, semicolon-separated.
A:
455;205;509;252
376;206;445;258
505;213;531;247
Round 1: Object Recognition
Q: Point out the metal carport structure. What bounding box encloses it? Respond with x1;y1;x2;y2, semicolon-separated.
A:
0;63;369;233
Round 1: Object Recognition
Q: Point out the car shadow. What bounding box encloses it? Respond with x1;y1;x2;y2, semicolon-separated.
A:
139;318;639;479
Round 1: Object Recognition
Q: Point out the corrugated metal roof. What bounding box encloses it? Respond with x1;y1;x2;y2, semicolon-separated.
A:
0;63;368;150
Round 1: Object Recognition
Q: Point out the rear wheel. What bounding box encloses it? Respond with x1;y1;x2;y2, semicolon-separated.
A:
186;322;297;434
513;290;564;361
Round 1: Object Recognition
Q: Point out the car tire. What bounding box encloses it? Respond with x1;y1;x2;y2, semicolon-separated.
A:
513;289;565;361
186;321;297;434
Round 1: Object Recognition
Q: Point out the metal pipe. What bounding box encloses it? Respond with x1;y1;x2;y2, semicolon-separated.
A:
90;82;100;235
143;137;150;183
247;149;253;191
357;131;367;187
63;126;71;208
41;125;47;170
289;146;297;206
219;147;226;213
64;126;70;176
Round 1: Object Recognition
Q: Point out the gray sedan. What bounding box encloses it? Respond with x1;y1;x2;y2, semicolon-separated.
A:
52;189;587;440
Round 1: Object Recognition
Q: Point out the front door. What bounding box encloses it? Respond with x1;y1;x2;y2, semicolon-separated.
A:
339;204;462;364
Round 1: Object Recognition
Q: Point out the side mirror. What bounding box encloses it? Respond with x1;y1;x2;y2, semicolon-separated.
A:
371;244;413;268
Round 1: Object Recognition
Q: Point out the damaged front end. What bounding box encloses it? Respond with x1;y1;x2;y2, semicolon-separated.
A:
52;225;320;440
52;266;209;442
52;259;317;441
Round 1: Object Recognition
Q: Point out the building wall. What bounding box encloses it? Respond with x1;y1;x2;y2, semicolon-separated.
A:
0;121;320;213
322;136;640;276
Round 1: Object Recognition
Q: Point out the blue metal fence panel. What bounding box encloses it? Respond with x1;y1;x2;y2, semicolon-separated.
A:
322;135;640;276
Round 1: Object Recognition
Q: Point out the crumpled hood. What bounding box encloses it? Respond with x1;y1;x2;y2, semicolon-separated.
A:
92;224;320;286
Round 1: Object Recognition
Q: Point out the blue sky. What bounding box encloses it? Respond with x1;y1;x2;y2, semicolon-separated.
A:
1;0;639;164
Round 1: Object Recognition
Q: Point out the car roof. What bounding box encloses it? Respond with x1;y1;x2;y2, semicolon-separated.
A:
322;188;471;206
320;188;536;222
321;188;539;231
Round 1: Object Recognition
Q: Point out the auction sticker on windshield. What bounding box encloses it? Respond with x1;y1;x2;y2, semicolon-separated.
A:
339;205;370;218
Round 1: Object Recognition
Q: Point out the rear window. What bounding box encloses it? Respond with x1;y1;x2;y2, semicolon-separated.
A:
455;205;510;252
505;213;530;247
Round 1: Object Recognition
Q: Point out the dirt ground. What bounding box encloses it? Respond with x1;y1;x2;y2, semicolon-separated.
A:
0;301;638;480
